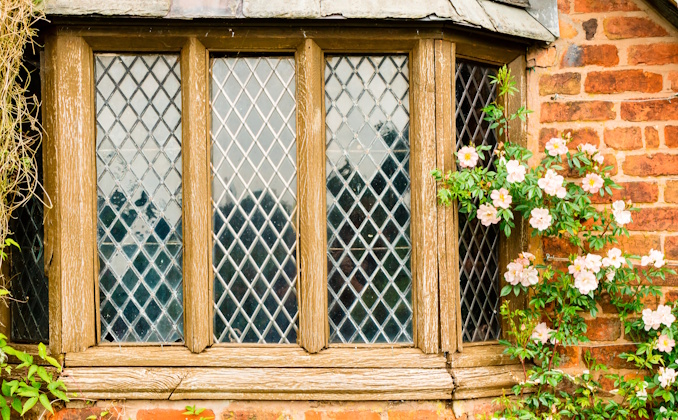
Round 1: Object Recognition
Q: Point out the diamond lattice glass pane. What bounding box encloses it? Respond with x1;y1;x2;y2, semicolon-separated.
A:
456;60;501;342
10;191;48;343
10;49;48;344
95;54;184;343
325;55;412;344
211;56;298;344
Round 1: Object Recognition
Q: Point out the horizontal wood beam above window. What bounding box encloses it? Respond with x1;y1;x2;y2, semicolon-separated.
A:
60;367;454;400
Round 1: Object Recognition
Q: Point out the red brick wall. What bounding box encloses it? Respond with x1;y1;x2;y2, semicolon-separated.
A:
530;0;678;385
50;0;678;419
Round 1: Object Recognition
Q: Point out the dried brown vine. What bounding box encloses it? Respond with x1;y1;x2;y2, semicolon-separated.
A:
0;0;47;276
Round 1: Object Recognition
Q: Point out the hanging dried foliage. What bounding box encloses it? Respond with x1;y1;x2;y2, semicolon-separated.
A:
0;0;47;271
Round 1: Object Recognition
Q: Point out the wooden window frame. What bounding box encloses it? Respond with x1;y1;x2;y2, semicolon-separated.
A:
34;22;527;401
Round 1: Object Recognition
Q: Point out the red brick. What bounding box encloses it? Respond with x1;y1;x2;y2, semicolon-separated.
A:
585;70;662;94
629;43;678;65
627;207;678;231
137;409;216;420
327;412;381;420
585;344;637;369
585;317;621;341
388;411;439;420
539;72;581;96
623;154;678;176
645;126;660;148
622;99;678;121
562;44;619;67
559;19;579;39
604;127;642;150
305;412;322;420
558;0;570;12
223;411;287;420
603;17;668;39
541;101;615;123
582;18;597;40
666;236;678;260
51;409;113;420
670;72;678;92
589;181;658;203
666;181;678;204
603;234;661;255
574;0;639;12
539;127;599;151
666;126;678;147
557;345;581;368
665;288;678;303
543;237;579;257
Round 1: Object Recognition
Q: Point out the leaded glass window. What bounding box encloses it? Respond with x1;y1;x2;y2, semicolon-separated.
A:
455;60;501;342
10;48;49;344
325;55;413;344
211;56;299;344
95;54;184;343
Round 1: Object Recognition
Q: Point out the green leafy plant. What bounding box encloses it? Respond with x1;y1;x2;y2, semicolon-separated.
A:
184;405;214;420
433;65;677;419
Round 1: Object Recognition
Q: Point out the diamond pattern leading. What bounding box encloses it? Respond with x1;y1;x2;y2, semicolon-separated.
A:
95;54;184;343
325;55;413;344
455;60;501;342
10;191;48;343
211;57;298;344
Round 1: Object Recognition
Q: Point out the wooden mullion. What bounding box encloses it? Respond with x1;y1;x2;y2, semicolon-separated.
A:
296;39;328;353
434;39;457;353
44;33;97;354
181;38;211;353
411;39;439;354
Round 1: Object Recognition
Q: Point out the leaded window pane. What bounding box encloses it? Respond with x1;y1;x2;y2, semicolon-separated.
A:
325;55;413;344
456;60;501;342
211;56;298;344
10;182;48;343
10;48;49;344
95;54;184;343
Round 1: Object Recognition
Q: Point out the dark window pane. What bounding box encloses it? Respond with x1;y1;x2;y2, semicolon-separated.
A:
456;60;501;342
10;47;48;344
325;55;412;344
211;56;298;344
95;54;184;343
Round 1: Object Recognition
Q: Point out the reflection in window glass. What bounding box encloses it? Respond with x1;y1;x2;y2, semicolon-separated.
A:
325;55;412;344
456;60;501;342
95;54;184;343
211;57;298;344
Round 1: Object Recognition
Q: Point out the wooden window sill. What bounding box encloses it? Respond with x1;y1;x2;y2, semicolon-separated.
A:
448;344;524;400
60;367;453;401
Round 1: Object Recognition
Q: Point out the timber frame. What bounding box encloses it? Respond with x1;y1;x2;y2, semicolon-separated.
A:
20;21;529;401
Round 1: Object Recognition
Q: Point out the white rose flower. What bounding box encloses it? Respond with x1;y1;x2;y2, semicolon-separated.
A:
504;262;524;286
568;256;587;277
531;322;554;345
658;367;677;389
612;200;632;226
657;334;675;353
537;169;567;198
602;248;624;269
545;137;567;157
458;146;479;168
490;188;512;209
505;159;526;183
641;249;666;268
578;143;598;155
477;204;500;227
574;270;598;295
585;253;603;274
582;173;604;194
529;208;552;231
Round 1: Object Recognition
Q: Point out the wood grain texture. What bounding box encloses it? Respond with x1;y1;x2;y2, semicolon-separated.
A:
411;39;439;354
434;39;456;354
451;364;523;400
180;38;211;353
296;39;328;353
61;367;454;400
448;343;519;368
43;34;96;354
65;346;446;368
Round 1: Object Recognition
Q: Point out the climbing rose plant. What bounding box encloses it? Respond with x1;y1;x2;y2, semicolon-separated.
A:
432;66;677;420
